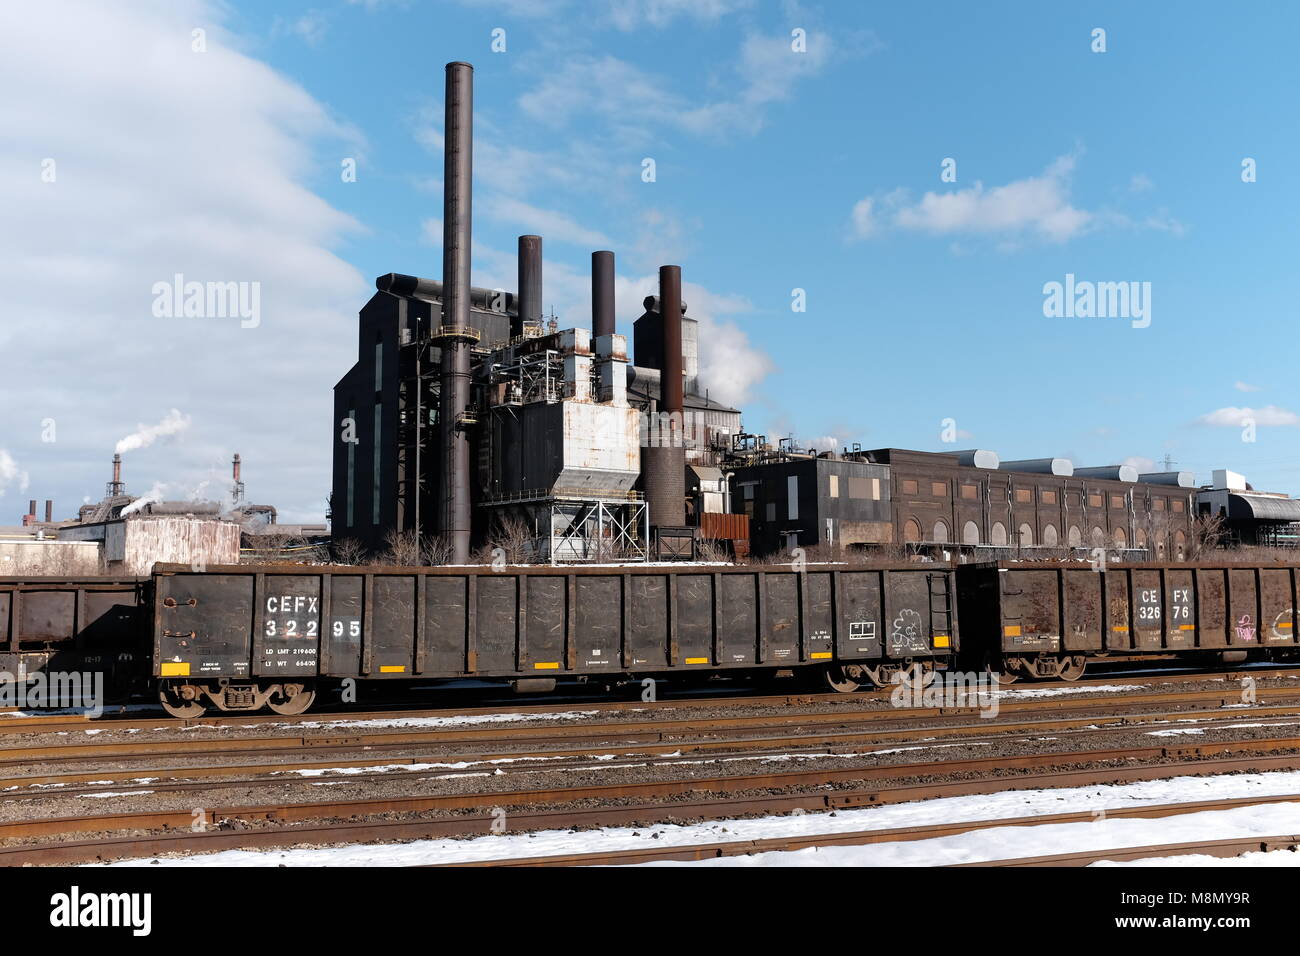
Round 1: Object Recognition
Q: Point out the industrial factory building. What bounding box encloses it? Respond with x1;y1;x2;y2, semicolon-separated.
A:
733;447;1199;559
329;62;738;563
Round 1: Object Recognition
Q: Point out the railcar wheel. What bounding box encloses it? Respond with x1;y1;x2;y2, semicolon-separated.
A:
982;652;1018;685
1058;655;1087;682
266;682;316;716
823;665;863;693
158;683;206;719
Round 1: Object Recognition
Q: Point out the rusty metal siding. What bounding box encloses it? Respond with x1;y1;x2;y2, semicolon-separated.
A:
152;564;958;679
962;562;1300;657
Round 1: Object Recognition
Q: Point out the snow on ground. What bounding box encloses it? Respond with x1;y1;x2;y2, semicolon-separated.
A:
94;768;1300;867
995;683;1144;699
629;803;1300;866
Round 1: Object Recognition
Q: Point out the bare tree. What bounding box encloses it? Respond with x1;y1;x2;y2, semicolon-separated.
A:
1187;513;1227;559
331;537;367;566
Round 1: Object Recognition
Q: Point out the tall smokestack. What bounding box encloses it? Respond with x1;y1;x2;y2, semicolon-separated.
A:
108;453;125;497
592;250;615;340
660;265;684;416
515;235;542;338
439;60;474;564
44;500;52;523
28;500;36;519
232;453;241;483
642;265;686;530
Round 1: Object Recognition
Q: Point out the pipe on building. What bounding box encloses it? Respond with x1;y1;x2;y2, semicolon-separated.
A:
1139;471;1196;488
592;250;615;341
642;265;687;529
1000;458;1074;477
375;274;517;315
1075;464;1138;483
516;235;542;338
439;60;474;564
952;449;999;470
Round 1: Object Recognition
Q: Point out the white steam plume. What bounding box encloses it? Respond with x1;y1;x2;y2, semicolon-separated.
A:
115;409;191;455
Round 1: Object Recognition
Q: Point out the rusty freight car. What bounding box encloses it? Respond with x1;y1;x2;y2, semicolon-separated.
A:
152;563;959;716
956;562;1300;682
0;576;148;697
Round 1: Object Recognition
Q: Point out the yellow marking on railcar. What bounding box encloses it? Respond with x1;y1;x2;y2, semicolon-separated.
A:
160;662;190;677
685;657;709;664
1179;624;1196;630
933;635;950;648
533;662;559;670
379;665;406;673
810;651;832;659
1112;626;1129;632
1003;625;1022;637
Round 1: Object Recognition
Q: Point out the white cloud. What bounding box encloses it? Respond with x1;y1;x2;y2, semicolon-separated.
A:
898;156;1089;241
1234;381;1262;392
1129;173;1153;192
0;0;367;523
480;196;611;248
0;450;31;499
1122;455;1156;473
608;0;752;29
517;28;839;141
1197;406;1299;427
853;156;1092;243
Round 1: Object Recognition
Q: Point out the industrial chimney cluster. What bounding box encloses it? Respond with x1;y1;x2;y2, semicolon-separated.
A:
330;61;742;562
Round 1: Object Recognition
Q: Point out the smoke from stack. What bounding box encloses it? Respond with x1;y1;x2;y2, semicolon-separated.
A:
516;235;542;339
439;61;474;564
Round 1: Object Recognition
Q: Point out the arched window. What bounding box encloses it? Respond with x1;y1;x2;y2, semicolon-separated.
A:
1018;523;1034;547
962;520;980;545
1042;524;1059;547
904;518;922;543
1135;528;1148;550
1091;527;1105;548
1067;525;1082;548
932;520;949;543
1113;527;1127;548
990;522;1007;546
1157;538;1167;558
1174;530;1186;559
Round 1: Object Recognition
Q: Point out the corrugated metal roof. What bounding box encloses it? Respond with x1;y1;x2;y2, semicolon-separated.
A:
1229;493;1300;522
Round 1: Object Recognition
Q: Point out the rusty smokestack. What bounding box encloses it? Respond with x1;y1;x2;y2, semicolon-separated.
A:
44;500;52;523
439;60;474;564
660;265;684;415
27;500;36;519
515;235;542;339
642;265;686;530
108;453;125;497
592;250;615;340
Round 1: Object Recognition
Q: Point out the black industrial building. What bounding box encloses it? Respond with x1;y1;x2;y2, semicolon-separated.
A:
330;62;745;562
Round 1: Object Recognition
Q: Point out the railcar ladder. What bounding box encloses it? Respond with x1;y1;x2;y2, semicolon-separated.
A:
927;573;954;645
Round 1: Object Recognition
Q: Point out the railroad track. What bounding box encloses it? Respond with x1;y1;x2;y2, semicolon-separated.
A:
12;743;1300;865
3;700;1300;802
0;664;1292;737
444;793;1300;867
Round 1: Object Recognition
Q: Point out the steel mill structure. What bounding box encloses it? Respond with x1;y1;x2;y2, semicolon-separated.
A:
331;62;740;563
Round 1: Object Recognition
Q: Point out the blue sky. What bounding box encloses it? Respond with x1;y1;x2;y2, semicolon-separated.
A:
2;1;1298;522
